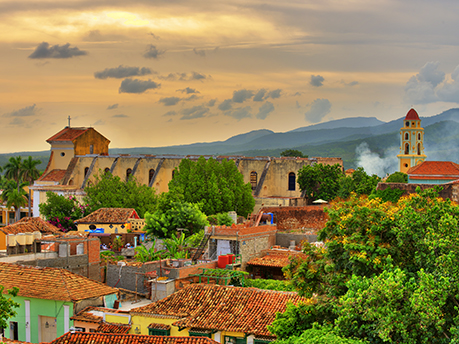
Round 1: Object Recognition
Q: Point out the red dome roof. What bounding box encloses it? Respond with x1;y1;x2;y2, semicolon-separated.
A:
405;108;420;120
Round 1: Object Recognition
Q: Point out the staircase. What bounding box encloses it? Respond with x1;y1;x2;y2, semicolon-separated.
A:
192;233;212;262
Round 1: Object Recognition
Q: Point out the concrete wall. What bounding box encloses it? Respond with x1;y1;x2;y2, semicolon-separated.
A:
276;232;318;248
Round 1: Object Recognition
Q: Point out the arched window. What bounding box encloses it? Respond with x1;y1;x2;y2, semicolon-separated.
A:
90;144;94;154
405;143;410;154
172;170;176;179
288;172;296;191
250;171;258;190
104;167;110;174
149;169;155;184
405;133;409;140
69;179;74;186
84;167;89;177
418;133;421;140
405;121;409;127
417;143;421;155
126;168;132;180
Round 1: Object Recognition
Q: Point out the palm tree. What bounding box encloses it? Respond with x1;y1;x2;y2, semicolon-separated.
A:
20;156;42;217
1;180;28;223
4;156;23;193
134;239;162;262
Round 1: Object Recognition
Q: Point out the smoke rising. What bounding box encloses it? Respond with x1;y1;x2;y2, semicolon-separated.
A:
355;142;398;177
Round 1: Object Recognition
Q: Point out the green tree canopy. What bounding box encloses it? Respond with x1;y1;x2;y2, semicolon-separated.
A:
385;171;408;183
0;285;19;331
273;188;459;343
83;171;158;218
337;167;381;199
168;156;255;217
297;163;343;203
280;149;307;158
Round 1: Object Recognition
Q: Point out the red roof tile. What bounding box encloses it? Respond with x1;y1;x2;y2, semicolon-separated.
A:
1;217;61;235
47;127;91;142
50;333;219;344
148;323;171;330
0;263;117;302
131;284;310;337
76;208;139;224
247;251;307;268
405;108;420;120
407;161;459;177
211;224;277;237
38;169;67;182
70;307;104;324
97;322;131;334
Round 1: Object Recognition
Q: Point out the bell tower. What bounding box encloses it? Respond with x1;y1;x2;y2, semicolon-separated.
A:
397;108;426;173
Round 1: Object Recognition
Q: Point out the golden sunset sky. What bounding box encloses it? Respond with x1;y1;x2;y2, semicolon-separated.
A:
1;0;459;153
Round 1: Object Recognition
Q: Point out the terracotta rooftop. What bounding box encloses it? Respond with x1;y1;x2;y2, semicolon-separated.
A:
50;333;219;344
97;322;131;334
0;263;117;302
131;284;309;337
47;127;91;142
38;169;67;182
71;307;104;324
407;161;459;178
148;323;172;330
1;217;61;235
405;108;420;120
76;208;140;224
247;250;307;268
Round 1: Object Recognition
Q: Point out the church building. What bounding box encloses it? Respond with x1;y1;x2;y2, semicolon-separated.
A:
397;108;426;173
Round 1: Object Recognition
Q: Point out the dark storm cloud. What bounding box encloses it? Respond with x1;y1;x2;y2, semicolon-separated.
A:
232;89;254;103
310;75;325;87
3;104;38;117
253;89;267;102
107;104;118;110
304;98;331;123
143;45;164;59
193;48;206;57
180;105;209;120
177;87;200;94
95;66;153;79
207;99;217;107
118;79;161;94
267;89;281;99
28;42;87;59
256;102;275;120
218;99;233;111
112;114;128;118
223;106;252;120
159;97;181;106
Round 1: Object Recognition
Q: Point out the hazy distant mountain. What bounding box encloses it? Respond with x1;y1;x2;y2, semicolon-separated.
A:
289;117;385;133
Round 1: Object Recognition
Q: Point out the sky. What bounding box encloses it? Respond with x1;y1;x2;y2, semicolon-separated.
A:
2;0;459;153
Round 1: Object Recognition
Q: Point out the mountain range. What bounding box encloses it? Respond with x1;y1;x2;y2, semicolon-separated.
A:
3;108;459;172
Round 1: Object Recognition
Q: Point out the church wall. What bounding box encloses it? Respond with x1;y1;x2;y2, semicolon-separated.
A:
50;142;74;170
73;128;110;156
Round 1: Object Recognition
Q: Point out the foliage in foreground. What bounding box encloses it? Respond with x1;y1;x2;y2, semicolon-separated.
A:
244;279;296;291
274;324;369;344
272;189;459;343
0;285;20;330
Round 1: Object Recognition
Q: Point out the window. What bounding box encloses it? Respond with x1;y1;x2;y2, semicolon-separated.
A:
404;133;409;140
149;169;155;184
404;143;409;154
405;121;409;127
189;331;212;338
417;143;421;155
172;169;176;179
148;328;170;336
411;121;415;127
250;171;258;190
60;152;65;157
104;167;110;174
288;172;296;191
126;168;132;180
84;167;89;177
90;144;94;154
418;133;421;140
225;336;246;344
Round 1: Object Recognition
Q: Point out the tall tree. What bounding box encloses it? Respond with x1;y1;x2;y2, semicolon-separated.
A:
0;285;19;332
3;156;23;192
168;157;255;217
1;180;28;223
20;156;42;217
297;163;343;203
280;149;307;158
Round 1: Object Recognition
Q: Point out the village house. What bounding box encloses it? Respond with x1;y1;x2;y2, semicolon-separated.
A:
75;208;145;234
70;306;131;333
129;283;309;343
0;262;118;343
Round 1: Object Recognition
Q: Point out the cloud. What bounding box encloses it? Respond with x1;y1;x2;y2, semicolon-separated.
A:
177;87;200;94
268;89;282;99
3;104;38;117
94;65;153;79
295;101;301;109
163;110;177;117
112;114;128;118
310;75;324;87
82;30;126;42
193;48;206;57
180;105;209;120
218;99;233;111
253;89;266;102
344;80;359;86
232;89;254;103
159;97;181;106
185;94;200;101
207;99;217;107
304;98;331;123
148;32;160;39
158;72;209;81
118;78;161;94
191;72;207;80
143;45;164;59
28;42;87;59
223;106;252;120
256;102;275;120
93;120;105;126
107;104;118;110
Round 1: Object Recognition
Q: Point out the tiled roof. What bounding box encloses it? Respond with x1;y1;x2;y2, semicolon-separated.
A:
0;263;117;302
38;169;67;182
1;217;61;235
407;161;459;177
148;323;171;330
76;208;139;224
405;108;420;120
247;251;307;268
131;284;310;337
50;333;219;344
70;307;104;324
47;127;91;142
97;322;131;334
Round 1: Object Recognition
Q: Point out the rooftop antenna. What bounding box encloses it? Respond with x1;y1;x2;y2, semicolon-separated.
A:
68;115;71;128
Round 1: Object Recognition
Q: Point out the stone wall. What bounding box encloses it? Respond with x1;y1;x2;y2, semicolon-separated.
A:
276;232;318;247
261;205;328;231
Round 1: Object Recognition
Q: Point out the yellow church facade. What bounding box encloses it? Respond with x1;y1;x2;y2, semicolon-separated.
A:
397;108;426;173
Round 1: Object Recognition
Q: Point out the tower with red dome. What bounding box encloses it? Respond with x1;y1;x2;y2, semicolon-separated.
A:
397;108;426;173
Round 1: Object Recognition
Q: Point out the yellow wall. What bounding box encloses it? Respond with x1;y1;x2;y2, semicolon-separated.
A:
105;314;130;324
50;142;74;170
77;223;129;234
0;232;6;251
130;315;188;336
